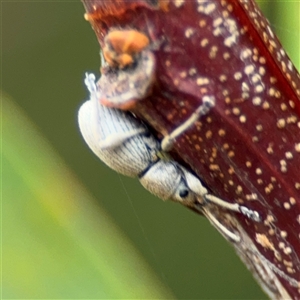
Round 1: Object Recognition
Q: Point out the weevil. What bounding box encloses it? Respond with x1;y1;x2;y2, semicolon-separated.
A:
78;73;260;242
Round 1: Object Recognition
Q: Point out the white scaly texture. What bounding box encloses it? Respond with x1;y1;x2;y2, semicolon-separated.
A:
78;73;207;203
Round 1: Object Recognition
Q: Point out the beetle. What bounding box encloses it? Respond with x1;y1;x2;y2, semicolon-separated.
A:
78;73;261;242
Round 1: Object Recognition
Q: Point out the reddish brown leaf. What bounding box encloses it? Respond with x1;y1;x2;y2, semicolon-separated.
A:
82;0;300;298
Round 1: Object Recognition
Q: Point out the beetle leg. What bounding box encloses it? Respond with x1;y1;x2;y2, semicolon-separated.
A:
201;207;241;243
161;95;216;151
97;128;146;149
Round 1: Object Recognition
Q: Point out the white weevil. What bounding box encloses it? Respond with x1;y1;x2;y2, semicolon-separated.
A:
78;73;261;242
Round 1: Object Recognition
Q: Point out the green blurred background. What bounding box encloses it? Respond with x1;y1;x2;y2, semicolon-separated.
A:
2;1;299;299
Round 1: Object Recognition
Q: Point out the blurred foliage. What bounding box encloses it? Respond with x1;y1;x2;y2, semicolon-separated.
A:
3;95;174;299
2;1;299;299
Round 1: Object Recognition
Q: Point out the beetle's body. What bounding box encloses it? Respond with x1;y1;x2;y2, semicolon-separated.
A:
79;74;209;205
79;96;205;203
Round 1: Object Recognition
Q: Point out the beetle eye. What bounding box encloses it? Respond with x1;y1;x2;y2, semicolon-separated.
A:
179;188;189;198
